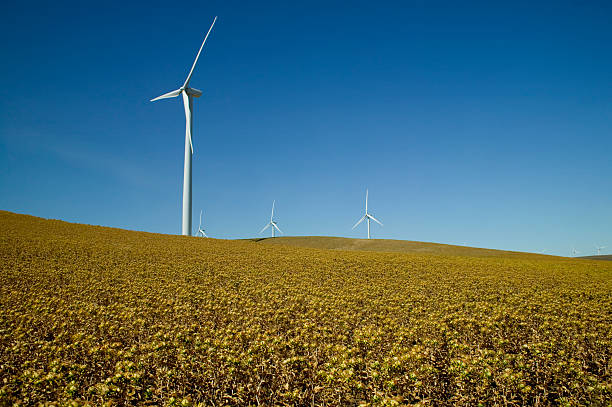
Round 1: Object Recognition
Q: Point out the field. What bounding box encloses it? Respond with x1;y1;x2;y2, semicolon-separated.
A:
1;211;611;406
580;255;612;261
255;236;549;258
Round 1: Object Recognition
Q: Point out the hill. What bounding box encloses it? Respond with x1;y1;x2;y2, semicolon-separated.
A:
254;236;555;259
1;210;611;406
579;255;612;261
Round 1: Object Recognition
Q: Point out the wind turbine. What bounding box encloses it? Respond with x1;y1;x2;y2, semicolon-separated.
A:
595;245;606;255
352;189;383;239
260;200;283;238
150;16;217;236
571;247;580;256
196;210;207;237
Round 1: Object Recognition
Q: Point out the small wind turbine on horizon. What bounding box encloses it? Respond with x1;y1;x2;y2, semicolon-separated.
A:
352;189;383;239
260;200;283;238
595;245;606;255
150;16;217;236
571;247;580;256
196;210;207;237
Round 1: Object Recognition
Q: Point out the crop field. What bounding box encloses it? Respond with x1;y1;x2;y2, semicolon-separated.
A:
1;211;611;406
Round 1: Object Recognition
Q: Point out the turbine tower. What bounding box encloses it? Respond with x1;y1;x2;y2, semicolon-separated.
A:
595;245;606;255
150;16;217;236
352;189;383;239
196;210;207;237
260;200;283;238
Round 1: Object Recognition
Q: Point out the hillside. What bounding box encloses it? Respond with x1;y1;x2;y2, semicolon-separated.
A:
1;210;611;406
255;236;555;259
580;255;612;261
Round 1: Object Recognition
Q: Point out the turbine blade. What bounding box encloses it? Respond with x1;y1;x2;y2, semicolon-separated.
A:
150;88;182;102
182;92;193;154
260;223;271;234
199;210;203;229
273;223;283;234
366;188;368;212
271;200;275;221
368;214;383;226
183;16;217;88
352;215;366;230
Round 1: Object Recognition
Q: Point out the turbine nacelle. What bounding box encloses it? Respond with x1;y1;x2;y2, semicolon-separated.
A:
186;88;203;97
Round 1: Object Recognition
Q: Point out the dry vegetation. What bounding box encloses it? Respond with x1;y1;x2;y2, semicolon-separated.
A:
580;255;612;261
255;236;550;258
1;211;611;406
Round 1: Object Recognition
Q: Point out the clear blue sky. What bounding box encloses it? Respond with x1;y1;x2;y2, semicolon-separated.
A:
1;0;610;256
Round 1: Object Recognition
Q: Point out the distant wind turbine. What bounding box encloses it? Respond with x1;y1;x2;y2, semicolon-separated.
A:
352;189;383;239
150;16;218;236
571;248;580;256
595;245;606;255
260;200;283;238
196;210;207;237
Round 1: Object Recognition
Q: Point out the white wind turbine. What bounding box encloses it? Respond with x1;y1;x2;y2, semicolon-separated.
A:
150;16;217;236
196;210;207;237
352;189;383;239
260;200;283;238
595;245;606;255
571;247;580;256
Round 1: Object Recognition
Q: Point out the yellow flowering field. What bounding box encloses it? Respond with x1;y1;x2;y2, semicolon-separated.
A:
1;211;611;406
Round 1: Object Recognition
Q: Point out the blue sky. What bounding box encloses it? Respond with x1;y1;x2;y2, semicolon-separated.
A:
1;0;610;256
